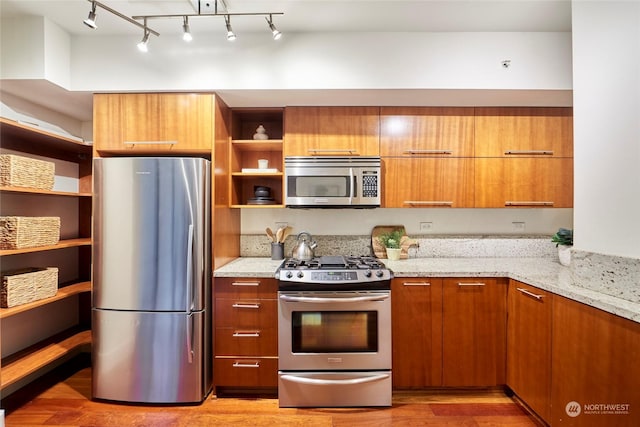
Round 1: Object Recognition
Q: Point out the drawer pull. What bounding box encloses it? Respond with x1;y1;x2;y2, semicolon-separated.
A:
308;149;359;155
403;149;453;155
232;303;261;309
123;140;177;146
403;201;453;206
233;361;260;368
402;282;431;286
231;281;260;286
505;201;554;207
504;150;554;155
516;287;544;300
233;331;260;338
457;282;486;287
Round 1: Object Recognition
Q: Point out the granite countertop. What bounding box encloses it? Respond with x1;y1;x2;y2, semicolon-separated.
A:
214;257;640;323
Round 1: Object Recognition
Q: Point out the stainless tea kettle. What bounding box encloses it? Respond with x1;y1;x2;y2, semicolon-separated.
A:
291;231;318;261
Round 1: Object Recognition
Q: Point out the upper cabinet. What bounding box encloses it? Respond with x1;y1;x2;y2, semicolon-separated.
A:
475;107;573;158
93;93;215;154
380;107;474;157
284;107;380;157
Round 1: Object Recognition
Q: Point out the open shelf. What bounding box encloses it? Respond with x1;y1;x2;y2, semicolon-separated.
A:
0;328;91;395
0;238;92;257
0;282;91;319
0;186;92;197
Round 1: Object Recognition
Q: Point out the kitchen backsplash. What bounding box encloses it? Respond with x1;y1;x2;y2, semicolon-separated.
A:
241;235;559;259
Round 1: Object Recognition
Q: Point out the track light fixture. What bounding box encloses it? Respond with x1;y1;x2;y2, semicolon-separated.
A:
81;1;283;51
83;1;97;29
266;14;282;40
225;15;236;41
182;16;193;42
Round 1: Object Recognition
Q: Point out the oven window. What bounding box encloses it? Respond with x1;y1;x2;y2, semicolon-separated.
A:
291;311;378;353
287;176;352;198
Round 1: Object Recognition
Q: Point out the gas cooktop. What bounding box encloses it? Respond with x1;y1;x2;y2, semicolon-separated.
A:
276;255;392;290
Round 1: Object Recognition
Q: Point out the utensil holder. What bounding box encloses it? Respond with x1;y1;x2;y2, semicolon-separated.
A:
271;242;284;260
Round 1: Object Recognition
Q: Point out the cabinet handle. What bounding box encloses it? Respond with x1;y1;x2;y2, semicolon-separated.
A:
231;281;260;286
457;282;486;286
504;150;554;155
404;201;453;206
307;149;359;155
123;141;178;146
232;361;260;368
505;201;554;207
232;303;261;309
233;331;260;337
402;282;431;286
403;150;453;155
516;287;544;300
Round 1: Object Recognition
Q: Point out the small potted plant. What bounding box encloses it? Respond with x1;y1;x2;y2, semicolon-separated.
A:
552;228;573;266
378;229;404;260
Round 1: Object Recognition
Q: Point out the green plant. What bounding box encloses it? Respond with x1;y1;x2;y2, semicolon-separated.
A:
552;228;573;247
378;229;404;249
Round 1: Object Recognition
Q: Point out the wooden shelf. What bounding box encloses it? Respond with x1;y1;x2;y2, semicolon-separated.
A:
0;238;91;257
231;172;283;177
230;204;284;209
0;282;91;319
0;186;92;197
1;328;91;394
231;140;283;152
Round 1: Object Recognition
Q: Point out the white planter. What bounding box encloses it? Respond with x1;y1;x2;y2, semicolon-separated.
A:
557;245;572;266
386;248;401;261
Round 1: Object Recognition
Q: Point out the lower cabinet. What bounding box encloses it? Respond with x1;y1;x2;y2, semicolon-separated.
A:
551;295;640;427
214;277;278;393
392;278;443;388
442;278;507;386
507;280;552;423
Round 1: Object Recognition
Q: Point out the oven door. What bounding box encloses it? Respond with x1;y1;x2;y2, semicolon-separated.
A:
278;291;391;371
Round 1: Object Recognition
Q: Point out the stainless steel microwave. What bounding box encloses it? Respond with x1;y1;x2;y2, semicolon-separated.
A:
284;156;381;208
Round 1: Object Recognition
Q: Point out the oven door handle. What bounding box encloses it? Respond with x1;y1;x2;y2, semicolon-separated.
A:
280;373;390;386
279;294;390;303
349;167;355;205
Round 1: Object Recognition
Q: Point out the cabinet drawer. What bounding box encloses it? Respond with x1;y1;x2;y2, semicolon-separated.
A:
215;298;277;328
214;357;278;388
215;327;278;356
215;277;278;298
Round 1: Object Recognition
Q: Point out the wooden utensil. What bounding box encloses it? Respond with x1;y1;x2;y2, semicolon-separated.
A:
276;227;284;243
266;227;275;242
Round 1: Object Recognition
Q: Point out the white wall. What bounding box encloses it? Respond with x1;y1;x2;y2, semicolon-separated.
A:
572;1;640;258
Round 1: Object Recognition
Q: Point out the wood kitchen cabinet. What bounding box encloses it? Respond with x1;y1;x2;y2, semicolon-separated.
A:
214;277;278;393
551;295;640;426
442;278;507;386
507;280;552;423
383;158;474;208
93;93;215;154
0;118;92;397
392;278;443;388
284;106;380;156
380;107;474;157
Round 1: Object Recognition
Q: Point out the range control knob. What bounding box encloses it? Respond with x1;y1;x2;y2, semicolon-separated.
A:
285;271;293;279
375;270;384;278
297;271;304;279
364;270;372;278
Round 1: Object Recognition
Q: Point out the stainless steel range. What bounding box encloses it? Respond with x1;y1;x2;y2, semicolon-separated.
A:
276;255;392;408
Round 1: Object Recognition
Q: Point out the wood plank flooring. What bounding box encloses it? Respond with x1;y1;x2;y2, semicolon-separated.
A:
2;356;542;426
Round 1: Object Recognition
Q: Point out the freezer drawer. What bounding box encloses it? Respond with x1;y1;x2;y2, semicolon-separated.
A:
278;371;392;407
92;309;211;403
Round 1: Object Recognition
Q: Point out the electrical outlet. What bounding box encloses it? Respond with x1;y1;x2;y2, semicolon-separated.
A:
512;221;526;231
419;222;433;232
275;222;288;229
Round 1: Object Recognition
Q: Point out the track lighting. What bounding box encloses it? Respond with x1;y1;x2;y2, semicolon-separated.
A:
266;15;282;40
225;15;236;41
83;1;97;29
137;29;150;52
182;16;193;42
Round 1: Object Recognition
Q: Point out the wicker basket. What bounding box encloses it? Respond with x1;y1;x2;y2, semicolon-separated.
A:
0;154;55;190
0;216;60;249
1;267;58;308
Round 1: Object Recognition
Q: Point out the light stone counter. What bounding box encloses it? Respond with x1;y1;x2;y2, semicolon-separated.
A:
214;256;640;323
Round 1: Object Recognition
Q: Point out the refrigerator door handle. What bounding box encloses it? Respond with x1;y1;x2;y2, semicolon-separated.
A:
186;224;194;312
186;312;194;364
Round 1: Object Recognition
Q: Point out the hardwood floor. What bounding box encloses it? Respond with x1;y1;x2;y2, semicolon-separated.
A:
2;356;542;426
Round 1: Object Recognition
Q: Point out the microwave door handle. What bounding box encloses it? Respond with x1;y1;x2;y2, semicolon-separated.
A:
349;168;355;204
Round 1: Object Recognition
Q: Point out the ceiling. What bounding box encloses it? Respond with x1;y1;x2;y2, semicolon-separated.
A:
0;1;572;122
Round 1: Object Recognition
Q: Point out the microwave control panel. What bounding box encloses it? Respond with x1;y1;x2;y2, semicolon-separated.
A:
362;171;379;198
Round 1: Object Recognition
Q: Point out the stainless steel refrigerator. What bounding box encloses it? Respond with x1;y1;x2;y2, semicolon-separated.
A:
92;157;212;403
